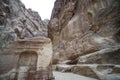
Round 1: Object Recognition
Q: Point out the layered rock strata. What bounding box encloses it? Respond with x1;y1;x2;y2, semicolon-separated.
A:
48;0;120;79
48;0;120;64
0;0;47;52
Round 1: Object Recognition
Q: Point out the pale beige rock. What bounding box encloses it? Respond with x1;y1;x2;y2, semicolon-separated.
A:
0;37;53;80
78;45;120;64
48;0;120;63
53;64;120;80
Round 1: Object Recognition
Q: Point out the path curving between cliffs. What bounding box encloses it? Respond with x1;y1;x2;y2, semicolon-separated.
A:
53;71;97;80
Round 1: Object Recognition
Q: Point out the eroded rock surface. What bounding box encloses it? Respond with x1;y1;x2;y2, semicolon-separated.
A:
48;0;120;64
78;45;120;64
0;0;47;52
53;64;120;80
49;0;120;79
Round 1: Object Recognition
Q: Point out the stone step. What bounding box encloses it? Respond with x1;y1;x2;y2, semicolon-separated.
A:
53;64;120;80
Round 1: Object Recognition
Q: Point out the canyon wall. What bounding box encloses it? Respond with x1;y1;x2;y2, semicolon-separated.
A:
0;0;47;52
0;0;53;79
48;0;120;63
49;0;120;79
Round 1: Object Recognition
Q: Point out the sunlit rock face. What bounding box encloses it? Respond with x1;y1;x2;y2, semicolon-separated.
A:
0;0;47;52
48;0;120;63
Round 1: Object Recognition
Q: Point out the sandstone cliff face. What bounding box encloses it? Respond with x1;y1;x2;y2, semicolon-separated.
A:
0;0;47;52
48;0;120;63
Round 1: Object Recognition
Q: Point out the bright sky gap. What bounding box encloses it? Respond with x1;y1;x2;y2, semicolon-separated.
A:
21;0;55;20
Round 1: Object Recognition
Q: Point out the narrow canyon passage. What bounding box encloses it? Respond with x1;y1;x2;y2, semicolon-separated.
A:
0;0;120;80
